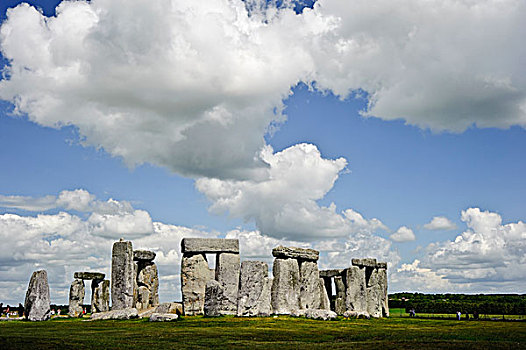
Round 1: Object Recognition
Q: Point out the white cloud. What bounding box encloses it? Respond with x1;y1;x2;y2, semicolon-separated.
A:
391;259;454;293
197;143;387;240
0;194;57;211
423;216;457;231
389;226;416;242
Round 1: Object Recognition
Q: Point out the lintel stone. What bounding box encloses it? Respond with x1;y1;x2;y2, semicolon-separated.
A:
74;272;105;280
134;250;156;261
319;269;344;278
351;258;378;268
181;238;239;253
272;246;319;261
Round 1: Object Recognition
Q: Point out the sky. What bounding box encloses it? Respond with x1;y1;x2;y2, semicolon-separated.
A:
0;0;525;305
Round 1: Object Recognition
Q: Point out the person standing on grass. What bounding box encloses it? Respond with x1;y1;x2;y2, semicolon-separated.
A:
456;311;461;320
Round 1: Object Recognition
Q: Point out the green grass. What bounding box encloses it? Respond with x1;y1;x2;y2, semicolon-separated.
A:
389;308;526;320
1;316;525;349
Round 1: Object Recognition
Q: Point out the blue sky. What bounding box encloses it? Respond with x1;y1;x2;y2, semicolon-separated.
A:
0;0;525;304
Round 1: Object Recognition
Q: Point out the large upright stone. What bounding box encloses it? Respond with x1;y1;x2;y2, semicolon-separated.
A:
378;267;389;317
204;280;224;317
68;279;85;317
319;278;330;310
271;258;300;314
299;261;322;310
334;275;346;315
111;240;135;310
215;252;240;314
24;270;51;321
272;246;319;261
137;262;159;308
181;238;239;253
91;279;110;313
365;269;382;318
345;266;367;312
237;261;271;316
181;253;212;315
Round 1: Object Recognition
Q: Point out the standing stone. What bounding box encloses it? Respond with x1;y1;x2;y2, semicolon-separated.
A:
111;240;135;310
237;261;271;316
68;279;85;317
215;253;240;314
24;270;51;321
319;278;330;310
378;267;389;317
204;280;224;317
138;262;159;308
345;266;367;312
181;253;212;315
299;261;322;310
366;269;382;318
91;279;110;313
334;275;346;315
321;276;332;300
133;261;139;309
136;286;151;310
271;258;300;314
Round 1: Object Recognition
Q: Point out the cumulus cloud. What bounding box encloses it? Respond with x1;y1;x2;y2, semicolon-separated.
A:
0;0;524;186
423;216;457;231
389;226;416;242
197;143;387;240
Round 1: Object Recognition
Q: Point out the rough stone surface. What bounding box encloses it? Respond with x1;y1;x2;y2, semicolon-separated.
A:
153;302;183;315
149;313;179;322
181;253;212;315
377;262;388;269
345;266;367;312
68;279;85;317
137;262;159;308
133;250;156;261
111;240;135;310
73;272;105;280
378;268;389;317
319;269;343;278
272;246;319;261
90;308;138;320
91;279;110;313
271;258;300;314
366;269;382;318
181;238;239;253
321;276;332;298
343;310;371;319
237;261;271;316
204;280;224;317
215;252;240;314
299;261;322;310
351;258;378;268
136;286;151;311
24;270;51;321
305;309;338;321
319;278;330;310
335;297;346;315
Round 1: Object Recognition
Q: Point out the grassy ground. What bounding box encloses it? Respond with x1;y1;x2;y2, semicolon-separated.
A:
1;315;525;349
389;308;526;320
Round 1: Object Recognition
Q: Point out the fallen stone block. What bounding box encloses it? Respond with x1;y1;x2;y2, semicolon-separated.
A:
272;246;319;261
153;302;183;315
149;313;179;322
90;308;139;320
181;238;239;253
305;309;338;321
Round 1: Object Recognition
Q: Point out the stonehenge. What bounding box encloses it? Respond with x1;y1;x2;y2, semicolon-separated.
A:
22;238;389;322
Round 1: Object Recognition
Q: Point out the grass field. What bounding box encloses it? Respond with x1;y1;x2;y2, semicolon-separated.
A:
389;308;526;320
1;315;525;349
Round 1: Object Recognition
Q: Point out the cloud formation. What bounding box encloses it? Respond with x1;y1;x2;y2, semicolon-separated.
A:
423;216;457;231
389;226;416;242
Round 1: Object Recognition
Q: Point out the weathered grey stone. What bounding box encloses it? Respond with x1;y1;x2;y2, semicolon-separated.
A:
153;302;183;315
319;278;330;310
91;279;110;313
149;313;179;322
111;240;135;310
290;309;306;317
377;262;388;269
321;276;332;298
73;272;105;280
90;308;138;320
271;258;300;314
319;269;343;278
68;278;85;317
137;262;159;308
335;297;346;315
345;266;367;312
334;276;346;298
215;253;240;314
343;310;370;319
366;269;382;318
133;261;139;309
24;270;51;321
272;246;319;261
305;309;338;321
204;280;224;317
299;261;322;310
181;238;239;253
136;286;151;311
133;250;156;261
237;261;271;316
181;253;212;315
351;258;378;268
378;267;389;317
